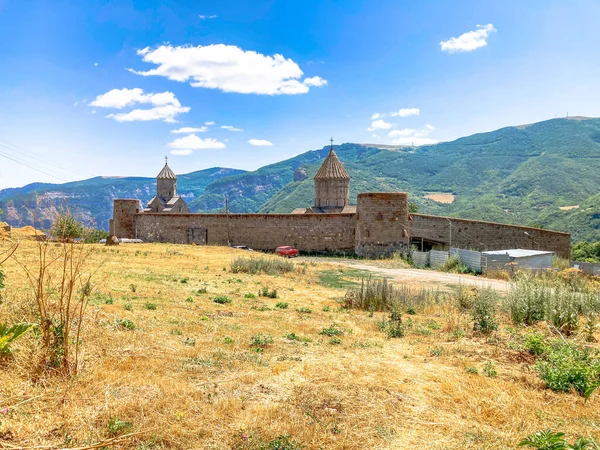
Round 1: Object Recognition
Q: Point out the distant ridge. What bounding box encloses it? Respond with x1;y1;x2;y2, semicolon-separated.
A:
2;117;600;241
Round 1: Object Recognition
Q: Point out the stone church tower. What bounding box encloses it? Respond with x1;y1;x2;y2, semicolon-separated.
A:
313;144;350;210
144;159;190;213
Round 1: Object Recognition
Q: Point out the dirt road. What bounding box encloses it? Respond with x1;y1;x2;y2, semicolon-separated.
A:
306;258;511;292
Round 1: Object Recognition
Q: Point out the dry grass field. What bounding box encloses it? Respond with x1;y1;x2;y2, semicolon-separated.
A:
423;193;456;204
1;241;599;449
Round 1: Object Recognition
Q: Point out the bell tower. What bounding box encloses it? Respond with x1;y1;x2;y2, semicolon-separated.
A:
157;156;177;202
313;138;350;210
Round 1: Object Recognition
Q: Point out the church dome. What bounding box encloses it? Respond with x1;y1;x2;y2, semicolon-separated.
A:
314;148;350;180
157;162;177;180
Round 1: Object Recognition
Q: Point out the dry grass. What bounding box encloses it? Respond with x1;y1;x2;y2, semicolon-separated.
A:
559;205;580;211
424;192;456;204
0;241;599;449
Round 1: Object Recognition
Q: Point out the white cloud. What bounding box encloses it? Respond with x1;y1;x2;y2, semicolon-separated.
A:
90;88;190;122
90;88;181;109
388;126;438;146
107;105;190;123
94;62;99;67
168;134;226;150
389;108;420;117
73;101;79;106
205;121;215;126
129;44;327;95
367;119;393;131
221;125;243;132
303;76;327;87
248;139;273;146
199;14;217;19
170;149;193;156
440;24;496;53
171;126;207;134
426;124;435;130
371;113;383;120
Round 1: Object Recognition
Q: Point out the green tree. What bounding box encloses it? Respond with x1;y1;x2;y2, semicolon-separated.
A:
50;212;84;241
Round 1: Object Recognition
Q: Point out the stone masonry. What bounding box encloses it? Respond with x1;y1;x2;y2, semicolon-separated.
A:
111;149;571;258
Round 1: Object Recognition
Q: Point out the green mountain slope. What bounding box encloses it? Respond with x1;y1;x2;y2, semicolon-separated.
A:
192;117;600;242
2;117;600;242
0;167;246;230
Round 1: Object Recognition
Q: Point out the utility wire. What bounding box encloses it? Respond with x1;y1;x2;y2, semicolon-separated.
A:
0;146;68;182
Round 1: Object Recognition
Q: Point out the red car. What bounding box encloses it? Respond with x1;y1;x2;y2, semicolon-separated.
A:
275;246;299;258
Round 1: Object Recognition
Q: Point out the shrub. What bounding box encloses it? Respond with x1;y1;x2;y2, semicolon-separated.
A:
322;305;331;312
521;332;548;356
259;287;278;298
213;296;232;304
231;256;294;275
145;302;157;310
285;333;312;343
330;337;343;345
429;346;444;357
535;340;600;395
244;292;256;299
483;361;498;378
319;324;344;337
263;434;304;450
440;256;470;274
296;307;312;314
250;333;274;347
465;366;478;374
115;319;135;330
0;323;33;357
124;302;133;311
185;296;194;303
223;336;235;344
471;288;498;334
344;277;435;313
275;302;288;309
518;429;599;449
50;212;84;241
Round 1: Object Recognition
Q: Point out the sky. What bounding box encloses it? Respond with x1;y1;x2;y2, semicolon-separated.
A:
1;0;600;189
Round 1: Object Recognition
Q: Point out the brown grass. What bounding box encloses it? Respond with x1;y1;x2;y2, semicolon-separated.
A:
424;192;455;204
0;241;599;449
559;205;580;211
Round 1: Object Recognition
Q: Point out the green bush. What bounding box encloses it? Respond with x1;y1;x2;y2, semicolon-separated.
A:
244;292;256;299
440;256;470;274
259;287;278;298
250;333;274;347
535;341;600;395
521;332;548;356
213;296;232;304
231;257;294;275
319;324;344;337
296;307;312;314
275;302;288;309
483;361;498;378
471;289;498;334
145;302;157;310
83;228;109;244
50;212;84;241
519;429;599;449
115;319;135;330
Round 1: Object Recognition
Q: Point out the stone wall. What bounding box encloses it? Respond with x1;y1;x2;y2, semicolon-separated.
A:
135;213;356;253
113;199;141;239
355;192;409;257
314;179;349;208
409;214;571;258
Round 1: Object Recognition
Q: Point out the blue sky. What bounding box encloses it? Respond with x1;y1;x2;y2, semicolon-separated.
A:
1;0;600;189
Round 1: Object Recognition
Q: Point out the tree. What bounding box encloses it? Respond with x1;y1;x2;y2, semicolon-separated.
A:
50;212;84;241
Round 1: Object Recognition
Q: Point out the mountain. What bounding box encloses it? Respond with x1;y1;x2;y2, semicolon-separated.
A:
0;167;246;230
2;117;600;242
190;117;600;242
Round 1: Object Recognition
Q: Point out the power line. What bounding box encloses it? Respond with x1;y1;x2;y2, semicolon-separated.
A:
0;146;67;182
0;139;95;179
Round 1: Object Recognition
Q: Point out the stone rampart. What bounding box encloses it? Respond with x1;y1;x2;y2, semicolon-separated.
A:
135;213;356;253
409;214;571;258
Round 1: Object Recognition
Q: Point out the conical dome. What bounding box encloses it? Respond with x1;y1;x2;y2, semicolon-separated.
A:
314;148;350;180
157;162;176;180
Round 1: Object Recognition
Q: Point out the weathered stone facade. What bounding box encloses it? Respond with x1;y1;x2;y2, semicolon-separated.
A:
111;152;572;258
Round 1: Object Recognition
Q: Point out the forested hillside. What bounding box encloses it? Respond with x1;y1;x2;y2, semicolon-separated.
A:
2;117;600;241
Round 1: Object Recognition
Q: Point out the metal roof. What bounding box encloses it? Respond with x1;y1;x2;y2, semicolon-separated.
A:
482;249;555;258
314;148;350;181
157;163;177;180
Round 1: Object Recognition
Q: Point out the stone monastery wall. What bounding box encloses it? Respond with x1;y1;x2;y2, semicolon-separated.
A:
409;214;571;258
134;212;357;253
